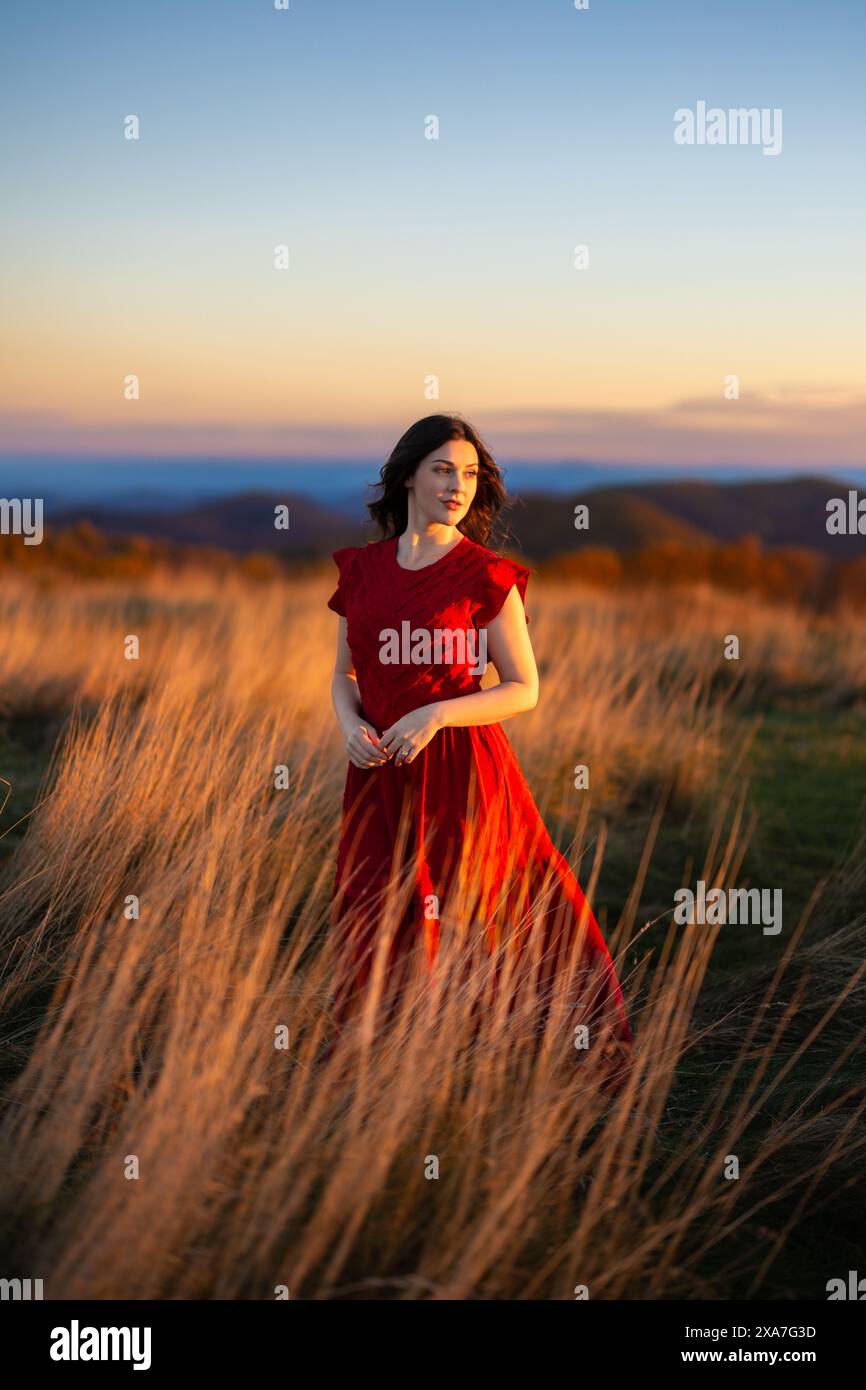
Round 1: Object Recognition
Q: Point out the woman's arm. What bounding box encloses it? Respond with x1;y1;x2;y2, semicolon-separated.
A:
379;586;538;762
331;618;389;768
436;584;538;726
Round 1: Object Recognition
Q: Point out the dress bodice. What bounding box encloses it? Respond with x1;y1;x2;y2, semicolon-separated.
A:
327;535;530;729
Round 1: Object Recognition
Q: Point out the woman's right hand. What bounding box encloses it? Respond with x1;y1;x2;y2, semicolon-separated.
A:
342;721;390;770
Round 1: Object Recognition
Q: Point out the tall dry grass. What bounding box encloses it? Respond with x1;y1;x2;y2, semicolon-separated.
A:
0;566;864;1298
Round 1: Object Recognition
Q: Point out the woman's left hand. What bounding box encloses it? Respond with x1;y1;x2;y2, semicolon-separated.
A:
379;704;443;765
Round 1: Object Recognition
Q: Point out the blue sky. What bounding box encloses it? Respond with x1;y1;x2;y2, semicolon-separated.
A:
2;0;864;470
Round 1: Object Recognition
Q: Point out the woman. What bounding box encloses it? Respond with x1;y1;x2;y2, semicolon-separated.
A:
327;414;633;1075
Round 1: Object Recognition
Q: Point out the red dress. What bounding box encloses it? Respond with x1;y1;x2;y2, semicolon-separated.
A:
327;533;633;1061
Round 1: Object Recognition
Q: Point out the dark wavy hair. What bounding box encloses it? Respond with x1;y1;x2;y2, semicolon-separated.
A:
367;414;507;545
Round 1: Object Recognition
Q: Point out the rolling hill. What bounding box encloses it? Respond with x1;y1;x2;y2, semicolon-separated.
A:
47;475;866;562
499;476;866;560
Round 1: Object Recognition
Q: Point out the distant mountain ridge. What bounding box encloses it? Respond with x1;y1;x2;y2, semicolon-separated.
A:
501;475;866;559
51;491;362;556
49;475;866;561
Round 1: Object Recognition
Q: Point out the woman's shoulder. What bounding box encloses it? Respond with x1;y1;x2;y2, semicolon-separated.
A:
459;535;531;579
331;538;391;567
327;539;391;615
458;536;532;623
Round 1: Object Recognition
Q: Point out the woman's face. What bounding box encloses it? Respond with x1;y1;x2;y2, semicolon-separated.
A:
406;438;479;531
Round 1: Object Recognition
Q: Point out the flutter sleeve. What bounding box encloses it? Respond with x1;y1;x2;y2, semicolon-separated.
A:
326;546;358;616
472;555;531;627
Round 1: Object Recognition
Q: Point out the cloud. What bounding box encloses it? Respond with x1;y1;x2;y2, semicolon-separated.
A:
1;392;865;465
480;394;866;463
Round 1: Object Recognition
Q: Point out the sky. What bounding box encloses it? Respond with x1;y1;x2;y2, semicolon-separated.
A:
1;0;865;470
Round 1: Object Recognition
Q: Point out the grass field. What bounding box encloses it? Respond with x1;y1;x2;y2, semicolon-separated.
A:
1;563;864;1299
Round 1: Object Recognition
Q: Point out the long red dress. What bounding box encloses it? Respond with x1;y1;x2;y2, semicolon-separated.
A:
327;533;633;1062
